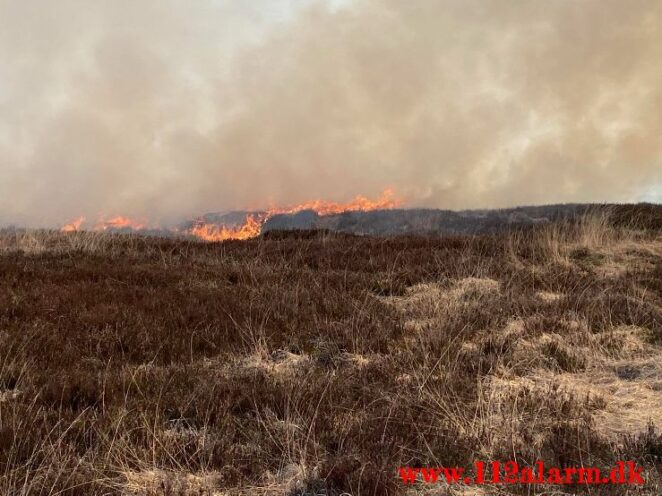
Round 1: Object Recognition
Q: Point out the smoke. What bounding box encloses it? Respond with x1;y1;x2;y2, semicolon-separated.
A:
1;0;661;227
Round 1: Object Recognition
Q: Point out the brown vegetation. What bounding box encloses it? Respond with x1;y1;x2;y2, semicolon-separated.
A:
0;206;660;495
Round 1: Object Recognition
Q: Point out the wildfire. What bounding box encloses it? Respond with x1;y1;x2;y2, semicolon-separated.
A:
269;188;400;216
60;215;147;233
94;216;146;231
61;216;85;232
186;188;402;241
188;214;263;242
59;189;403;241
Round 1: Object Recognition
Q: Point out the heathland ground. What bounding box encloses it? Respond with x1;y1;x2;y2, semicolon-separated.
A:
0;205;660;495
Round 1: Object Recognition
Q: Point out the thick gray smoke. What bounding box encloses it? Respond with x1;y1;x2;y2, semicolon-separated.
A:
1;0;661;227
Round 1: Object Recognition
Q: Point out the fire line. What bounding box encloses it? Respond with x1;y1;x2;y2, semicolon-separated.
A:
59;188;402;241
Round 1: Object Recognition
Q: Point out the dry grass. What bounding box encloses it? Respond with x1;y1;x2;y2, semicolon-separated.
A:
0;206;660;495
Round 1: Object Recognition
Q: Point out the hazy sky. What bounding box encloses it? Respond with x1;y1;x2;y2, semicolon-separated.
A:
1;0;660;227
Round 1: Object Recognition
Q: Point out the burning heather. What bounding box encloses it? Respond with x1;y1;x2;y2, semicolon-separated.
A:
59;189;402;241
60;216;85;233
94;216;147;232
188;213;265;241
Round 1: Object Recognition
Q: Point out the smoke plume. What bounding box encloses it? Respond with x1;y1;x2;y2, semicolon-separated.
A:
1;0;661;227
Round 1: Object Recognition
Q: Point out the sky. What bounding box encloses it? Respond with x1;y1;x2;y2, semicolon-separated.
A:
0;0;661;227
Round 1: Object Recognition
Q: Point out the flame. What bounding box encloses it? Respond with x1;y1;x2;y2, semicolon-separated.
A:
187;188;402;241
270;188;400;216
61;216;85;232
94;216;146;231
59;189;402;241
60;215;147;232
188;213;263;241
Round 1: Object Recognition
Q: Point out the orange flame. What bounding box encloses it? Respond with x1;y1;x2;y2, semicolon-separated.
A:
270;188;400;216
188;214;263;242
61;216;85;232
186;188;402;241
94;216;146;231
59;189;403;241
